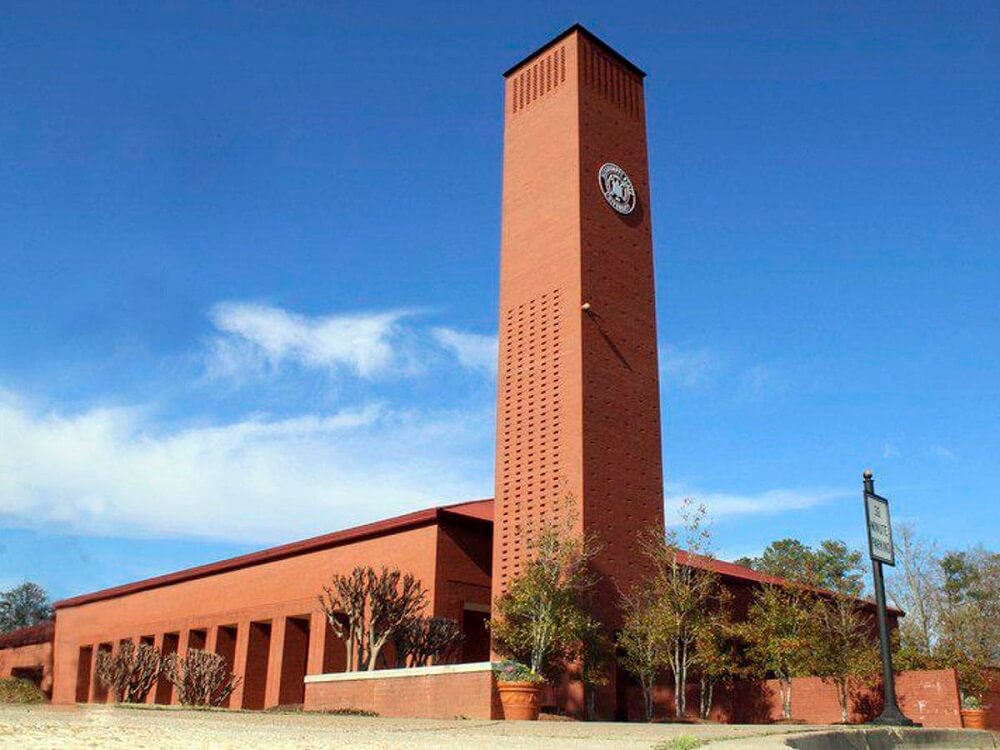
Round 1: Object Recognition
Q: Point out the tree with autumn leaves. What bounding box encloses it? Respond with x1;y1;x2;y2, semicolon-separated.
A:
618;503;881;722
737;540;878;723
617;499;743;721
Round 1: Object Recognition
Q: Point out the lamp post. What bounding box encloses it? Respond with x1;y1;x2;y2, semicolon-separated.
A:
864;469;917;726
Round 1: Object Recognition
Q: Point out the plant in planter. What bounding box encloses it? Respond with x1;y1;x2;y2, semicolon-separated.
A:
488;505;600;720
492;660;546;720
960;694;987;730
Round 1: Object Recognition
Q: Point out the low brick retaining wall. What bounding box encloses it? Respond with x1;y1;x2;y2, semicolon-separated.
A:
629;669;966;727
303;662;499;719
760;669;963;727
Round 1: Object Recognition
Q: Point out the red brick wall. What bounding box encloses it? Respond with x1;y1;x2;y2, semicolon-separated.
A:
304;667;498;719
628;669;963;727
0;641;54;696
980;668;1000;730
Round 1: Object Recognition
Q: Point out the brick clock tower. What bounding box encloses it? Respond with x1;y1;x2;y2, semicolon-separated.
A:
491;26;665;718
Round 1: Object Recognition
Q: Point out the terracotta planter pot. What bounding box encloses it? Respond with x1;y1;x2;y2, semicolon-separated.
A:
497;681;542;720
961;708;986;730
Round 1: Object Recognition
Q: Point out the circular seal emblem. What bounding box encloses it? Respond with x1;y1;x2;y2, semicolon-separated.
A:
598;162;636;215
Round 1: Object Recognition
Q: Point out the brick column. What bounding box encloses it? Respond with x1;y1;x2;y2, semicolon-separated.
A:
205;626;218;655
86;646;99;703
229;620;250;709
264;617;287;708
170;630;190;705
306;611;327;676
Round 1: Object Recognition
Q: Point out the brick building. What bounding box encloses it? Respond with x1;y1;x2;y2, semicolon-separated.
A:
0;25;961;725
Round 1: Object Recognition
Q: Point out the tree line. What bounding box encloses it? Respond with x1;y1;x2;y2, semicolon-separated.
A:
890;524;999;704
483;498;998;722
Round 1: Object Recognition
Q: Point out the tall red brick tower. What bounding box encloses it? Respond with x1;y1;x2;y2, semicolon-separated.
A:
492;26;664;717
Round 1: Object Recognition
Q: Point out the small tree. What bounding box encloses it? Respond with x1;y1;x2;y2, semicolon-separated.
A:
163;649;241;707
319;566;428;671
810;593;880;723
740;583;815;720
0;583;52;634
489;507;599;680
366;568;427;671
392;616;464;667
692;591;741;720
645;499;721;719
319;567;368;671
576;616;610;721
617;585;667;721
95;641;162;703
890;523;941;658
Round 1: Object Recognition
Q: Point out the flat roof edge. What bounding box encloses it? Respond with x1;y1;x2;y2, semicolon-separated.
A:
54;508;442;610
503;24;646;79
54;498;494;611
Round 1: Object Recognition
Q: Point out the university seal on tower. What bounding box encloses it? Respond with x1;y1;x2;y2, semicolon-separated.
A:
598;162;636;215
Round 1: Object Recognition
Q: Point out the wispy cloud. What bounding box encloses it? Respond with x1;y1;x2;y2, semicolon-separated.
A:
665;484;845;521
659;346;717;389
930;445;957;461
205;301;500;385
207;302;418;380
882;443;899;459
0;391;493;544
738;364;771;397
432;328;498;375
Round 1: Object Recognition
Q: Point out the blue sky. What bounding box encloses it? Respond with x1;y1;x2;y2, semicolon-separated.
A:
1;1;997;600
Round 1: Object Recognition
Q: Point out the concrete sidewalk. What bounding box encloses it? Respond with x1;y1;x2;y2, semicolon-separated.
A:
0;705;995;749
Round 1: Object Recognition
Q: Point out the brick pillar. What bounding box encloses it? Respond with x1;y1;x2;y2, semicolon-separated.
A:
229;620;251;709
205;626;218;654
170;630;190;705
264;617;287;709
145;634;163;705
86;646;100;703
306;611;327;676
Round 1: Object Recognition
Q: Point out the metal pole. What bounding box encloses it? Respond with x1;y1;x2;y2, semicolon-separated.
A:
865;470;917;726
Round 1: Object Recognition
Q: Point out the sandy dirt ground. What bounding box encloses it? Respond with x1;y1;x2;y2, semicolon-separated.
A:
0;704;826;749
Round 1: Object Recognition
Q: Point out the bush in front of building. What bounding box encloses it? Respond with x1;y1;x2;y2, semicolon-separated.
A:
96;641;163;704
0;677;45;704
391;616;464;668
320;566;463;671
163;648;242;707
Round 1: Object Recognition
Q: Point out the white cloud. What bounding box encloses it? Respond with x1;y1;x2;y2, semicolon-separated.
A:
0;391;493;545
432;328;498;375
882;443;899;459
930;445;957;461
207;302;418;380
739;364;770;396
205;302;500;383
659;346;716;389
665;484;845;521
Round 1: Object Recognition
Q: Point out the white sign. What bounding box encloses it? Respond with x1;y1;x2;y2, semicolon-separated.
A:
865;492;895;566
598;162;636;215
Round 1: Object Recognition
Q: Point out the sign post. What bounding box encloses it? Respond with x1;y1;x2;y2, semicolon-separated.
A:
863;469;917;726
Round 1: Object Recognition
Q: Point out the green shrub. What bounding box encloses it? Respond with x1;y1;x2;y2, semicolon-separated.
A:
0;677;45;704
962;694;982;710
653;738;703;750
492;659;545;684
